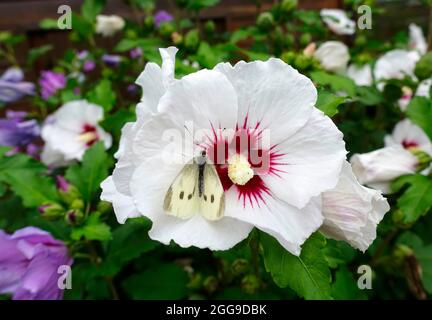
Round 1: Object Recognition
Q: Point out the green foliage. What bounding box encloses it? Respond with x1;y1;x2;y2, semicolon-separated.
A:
81;0;106;22
66;142;112;202
414;52;432;81
261;232;332;299
87;79;116;112
316;89;346;117
311;71;357;97
407;97;432;140
71;212;112;241
392;174;432;223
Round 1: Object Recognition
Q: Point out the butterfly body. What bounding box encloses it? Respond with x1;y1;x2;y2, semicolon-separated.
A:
163;152;225;221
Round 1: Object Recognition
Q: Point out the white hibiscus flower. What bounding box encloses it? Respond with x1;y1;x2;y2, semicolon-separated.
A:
409;23;427;56
102;48;347;255
41;100;112;167
384;118;432;155
397;86;413;112
320;9;356;35
374;49;420;89
346;64;373;86
321;162;390;252
95;15;125;37
314;41;350;73
101;47;178;223
350;146;418;193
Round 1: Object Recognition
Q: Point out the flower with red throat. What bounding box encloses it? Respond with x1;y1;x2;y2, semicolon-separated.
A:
102;48;347;255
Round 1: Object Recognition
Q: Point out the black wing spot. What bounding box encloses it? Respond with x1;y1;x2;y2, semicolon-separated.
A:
188;193;193;200
179;191;184;200
210;195;215;203
204;195;207;202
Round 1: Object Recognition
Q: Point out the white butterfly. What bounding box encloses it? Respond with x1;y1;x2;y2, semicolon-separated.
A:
163;151;225;221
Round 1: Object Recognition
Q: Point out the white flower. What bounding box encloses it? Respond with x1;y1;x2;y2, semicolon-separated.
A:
397;86;413;111
101;47;178;223
416;78;432;98
41;100;112;167
321;162;390;252
102;48;347;255
95;15;125;37
314;41;350;73
350;146;418;193
384;118;432;155
346;64;373;86
374;49;419;89
320;9;355;35
409;23;427;56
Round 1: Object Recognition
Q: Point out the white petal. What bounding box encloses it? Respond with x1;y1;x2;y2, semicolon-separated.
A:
415;78;432;98
346;64;373;86
135;47;178;117
320;162;390;252
133;69;239;163
40;143;72;167
350;146;418;193
409;23;427;56
384;119;432;155
214;58;316;143
262;108;346;209
51;100;104;131
314;41;350;73
41;124;86;161
374;50;419;86
100;177;142;224
225;189;323;256
320;9;356;35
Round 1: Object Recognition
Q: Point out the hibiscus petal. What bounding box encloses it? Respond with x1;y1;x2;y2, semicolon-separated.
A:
262;108;346;209
214;58;315;144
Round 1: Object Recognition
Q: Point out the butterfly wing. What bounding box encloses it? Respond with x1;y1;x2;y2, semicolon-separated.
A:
199;163;225;221
163;163;200;219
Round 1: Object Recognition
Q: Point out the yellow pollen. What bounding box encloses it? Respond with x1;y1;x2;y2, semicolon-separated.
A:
77;132;97;143
228;154;254;185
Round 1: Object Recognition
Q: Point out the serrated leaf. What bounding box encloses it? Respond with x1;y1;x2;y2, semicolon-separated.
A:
28;45;53;65
392;174;432;223
261;232;332;300
332;267;367;300
324;239;356;268
123;264;188;299
316;89;345;117
65;142;111;202
355;86;383;106
71;213;111;241
407;97;432;141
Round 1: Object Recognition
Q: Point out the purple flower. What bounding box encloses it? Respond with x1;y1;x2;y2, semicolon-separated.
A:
130;47;143;59
76;50;89;60
83;60;96;72
0;227;72;300
56;175;70;192
154;10;173;27
0;111;40;147
39;71;66;100
102;54;122;66
0;68;35;104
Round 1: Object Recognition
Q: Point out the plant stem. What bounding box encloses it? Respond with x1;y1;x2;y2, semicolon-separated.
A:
249;231;260;276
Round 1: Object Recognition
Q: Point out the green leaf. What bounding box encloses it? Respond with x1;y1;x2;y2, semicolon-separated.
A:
81;0;105;22
27;45;53;65
0;151;59;207
87;79;116;112
407;97;432;141
311;71;356;97
101;108;135;138
261;232;332;299
65;142;111;202
187;0;220;11
324;239;356;268
71;212;111;241
316;89;345;117
332;267;367;300
114;38;162;52
123;264;188;299
100;218;159;276
392;174;432;223
39;19;58;30
413;244;432;294
72;13;93;39
355;86;383;106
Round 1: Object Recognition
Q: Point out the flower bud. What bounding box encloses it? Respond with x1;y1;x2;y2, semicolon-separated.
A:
281;51;296;64
38;203;65;220
144;16;154;30
414;52;432;80
231;258;249;276
97;200;112;214
56;176;81;204
281;0;298;13
204;20;216;36
241;274;261;295
64;209;84;225
410;148;432;172
256;12;274;31
171;32;183;45
300;33;312;47
203;276;218;294
70;199;85;211
158;22;176;39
